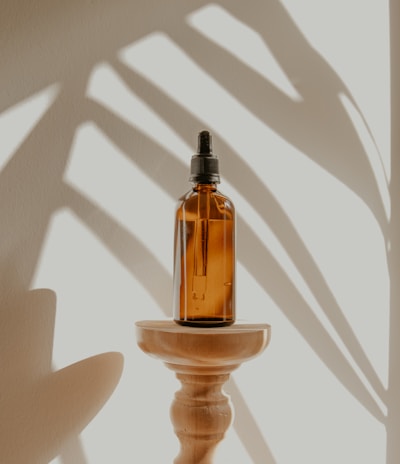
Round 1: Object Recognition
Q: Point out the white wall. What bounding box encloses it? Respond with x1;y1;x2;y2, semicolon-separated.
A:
0;1;397;463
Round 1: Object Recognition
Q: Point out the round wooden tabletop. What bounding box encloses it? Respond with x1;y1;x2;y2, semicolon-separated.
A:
135;319;271;367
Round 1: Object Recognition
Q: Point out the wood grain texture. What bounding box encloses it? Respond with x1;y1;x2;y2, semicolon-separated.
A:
136;320;271;463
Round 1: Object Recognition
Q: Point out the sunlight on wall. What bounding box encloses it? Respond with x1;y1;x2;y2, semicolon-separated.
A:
64;121;174;276
117;3;391;388
0;84;60;171
86;62;193;165
118;31;274;150
187;4;302;101
339;92;391;219
33;207;176;464
18;1;391;463
281;0;391;175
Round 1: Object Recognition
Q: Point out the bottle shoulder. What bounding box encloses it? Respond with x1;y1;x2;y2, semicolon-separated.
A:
176;187;235;220
179;187;234;203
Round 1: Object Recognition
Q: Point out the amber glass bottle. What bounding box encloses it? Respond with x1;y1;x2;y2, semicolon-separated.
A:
173;131;235;327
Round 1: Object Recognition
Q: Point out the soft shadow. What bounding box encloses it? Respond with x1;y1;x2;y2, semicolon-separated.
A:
172;0;388;232
0;31;126;461
0;288;124;464
58;436;88;464
110;57;385;419
87;63;388;464
166;11;389;405
1;1;193;458
65;185;172;314
237;217;384;422
225;377;276;463
0;0;208;114
386;1;400;462
1;0;393;462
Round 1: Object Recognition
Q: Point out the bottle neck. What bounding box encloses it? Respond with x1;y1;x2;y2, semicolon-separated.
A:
193;183;217;192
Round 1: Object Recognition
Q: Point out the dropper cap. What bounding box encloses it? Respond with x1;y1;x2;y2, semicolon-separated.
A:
189;130;220;184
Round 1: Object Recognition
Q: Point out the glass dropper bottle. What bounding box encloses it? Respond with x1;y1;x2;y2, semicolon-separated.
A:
173;130;235;327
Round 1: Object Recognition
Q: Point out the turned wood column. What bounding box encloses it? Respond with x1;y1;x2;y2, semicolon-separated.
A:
135;320;271;464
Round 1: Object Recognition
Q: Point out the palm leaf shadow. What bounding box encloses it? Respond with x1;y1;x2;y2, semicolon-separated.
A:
225;376;277;463
109;56;385;412
1;0;395;462
65;185;172;313
86;92;277;463
174;0;388;232
386;1;400;462
0;76;125;464
84;88;385;464
112;55;386;403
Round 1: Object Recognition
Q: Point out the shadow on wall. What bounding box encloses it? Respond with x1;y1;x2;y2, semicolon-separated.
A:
0;0;397;463
386;0;400;462
0;288;123;463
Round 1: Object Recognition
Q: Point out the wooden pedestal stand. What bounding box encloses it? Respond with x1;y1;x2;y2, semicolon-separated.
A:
135;320;271;464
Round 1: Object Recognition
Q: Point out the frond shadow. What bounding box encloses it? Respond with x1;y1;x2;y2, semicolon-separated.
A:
172;0;388;232
86;82;386;464
110;57;386;413
0;0;396;462
386;1;400;462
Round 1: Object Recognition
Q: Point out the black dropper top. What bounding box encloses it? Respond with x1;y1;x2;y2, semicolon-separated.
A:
189;130;220;184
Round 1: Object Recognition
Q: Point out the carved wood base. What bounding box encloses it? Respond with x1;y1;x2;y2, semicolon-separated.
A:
136;320;271;464
170;370;233;464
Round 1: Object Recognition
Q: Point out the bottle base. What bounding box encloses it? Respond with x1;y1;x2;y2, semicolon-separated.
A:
174;318;235;328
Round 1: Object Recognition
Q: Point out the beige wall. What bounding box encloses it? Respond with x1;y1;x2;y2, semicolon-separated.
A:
0;1;397;463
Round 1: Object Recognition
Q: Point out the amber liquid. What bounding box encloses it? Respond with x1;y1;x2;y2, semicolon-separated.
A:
173;184;235;326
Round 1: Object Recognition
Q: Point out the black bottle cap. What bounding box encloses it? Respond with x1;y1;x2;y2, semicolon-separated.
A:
189;130;220;184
